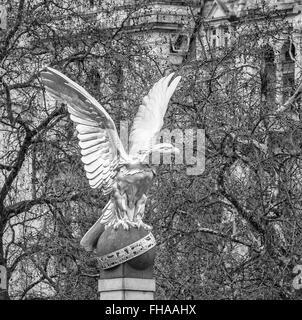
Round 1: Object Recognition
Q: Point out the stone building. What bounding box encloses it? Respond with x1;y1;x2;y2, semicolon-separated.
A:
80;0;302;104
198;0;302;105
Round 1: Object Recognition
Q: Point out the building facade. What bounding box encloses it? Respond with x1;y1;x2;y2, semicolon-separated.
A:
82;0;302;104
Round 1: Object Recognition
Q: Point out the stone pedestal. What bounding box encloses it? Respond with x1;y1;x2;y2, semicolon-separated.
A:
98;259;156;300
96;226;156;300
98;277;155;300
274;44;284;105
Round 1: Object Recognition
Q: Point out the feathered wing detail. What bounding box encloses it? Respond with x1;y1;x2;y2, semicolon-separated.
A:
40;67;127;196
80;200;115;252
129;73;181;157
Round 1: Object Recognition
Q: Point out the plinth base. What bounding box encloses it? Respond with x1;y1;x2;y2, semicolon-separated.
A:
98;277;155;300
96;226;156;300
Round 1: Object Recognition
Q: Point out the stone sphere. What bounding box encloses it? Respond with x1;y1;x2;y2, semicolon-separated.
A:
96;225;155;270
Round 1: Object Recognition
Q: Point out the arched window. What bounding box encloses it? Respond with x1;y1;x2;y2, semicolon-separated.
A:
261;45;276;103
88;68;101;89
281;41;295;103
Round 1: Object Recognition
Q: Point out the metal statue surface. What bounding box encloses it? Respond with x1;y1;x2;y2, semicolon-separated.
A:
41;67;181;252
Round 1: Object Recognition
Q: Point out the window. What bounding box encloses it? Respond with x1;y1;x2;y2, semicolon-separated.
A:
89;68;101;88
283;74;295;87
282;43;295;75
207;28;218;49
283;73;295;103
224;37;228;47
285;45;295;62
261;46;276;102
170;34;189;53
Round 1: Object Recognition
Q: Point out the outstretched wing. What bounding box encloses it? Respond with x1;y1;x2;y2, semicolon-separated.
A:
40;67;127;194
129;73;181;156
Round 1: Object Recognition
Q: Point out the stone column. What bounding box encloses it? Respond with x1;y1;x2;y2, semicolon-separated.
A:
98;263;155;300
274;42;284;105
292;32;302;83
292;6;302;82
96;226;156;300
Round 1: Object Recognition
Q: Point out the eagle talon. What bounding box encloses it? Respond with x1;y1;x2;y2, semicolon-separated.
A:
113;219;138;230
136;219;152;231
113;219;129;230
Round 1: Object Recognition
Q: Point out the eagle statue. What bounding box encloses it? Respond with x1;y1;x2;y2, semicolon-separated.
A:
41;67;181;252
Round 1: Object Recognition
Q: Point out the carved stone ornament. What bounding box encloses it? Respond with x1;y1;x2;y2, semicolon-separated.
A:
97;232;156;270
